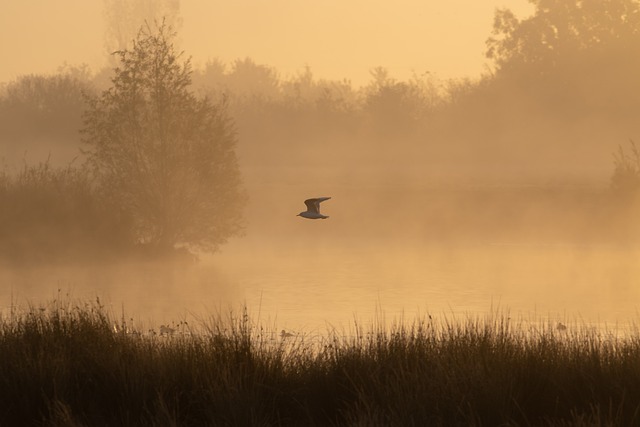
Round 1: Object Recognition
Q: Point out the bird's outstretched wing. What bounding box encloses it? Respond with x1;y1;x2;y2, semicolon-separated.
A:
304;197;331;214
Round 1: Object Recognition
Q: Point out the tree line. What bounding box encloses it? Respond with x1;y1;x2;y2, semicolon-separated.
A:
2;0;640;262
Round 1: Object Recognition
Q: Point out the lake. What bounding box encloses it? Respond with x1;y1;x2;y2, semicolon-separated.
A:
2;186;639;334
2;237;639;334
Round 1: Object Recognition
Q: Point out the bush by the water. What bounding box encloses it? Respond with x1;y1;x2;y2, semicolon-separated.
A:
1;300;639;426
0;163;134;264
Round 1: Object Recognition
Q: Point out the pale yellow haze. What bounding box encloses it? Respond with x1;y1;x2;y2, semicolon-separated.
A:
0;1;533;85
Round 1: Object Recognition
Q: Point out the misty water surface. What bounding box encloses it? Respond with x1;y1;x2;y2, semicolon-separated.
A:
2;186;639;334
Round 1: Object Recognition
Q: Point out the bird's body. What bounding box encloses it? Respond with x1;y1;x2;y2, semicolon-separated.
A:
298;197;331;219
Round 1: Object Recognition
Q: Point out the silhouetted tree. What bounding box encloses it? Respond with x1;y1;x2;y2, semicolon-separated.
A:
474;0;640;172
487;0;640;74
611;140;640;196
103;0;182;62
191;58;227;93
82;22;245;254
226;58;281;101
0;71;93;165
363;67;429;137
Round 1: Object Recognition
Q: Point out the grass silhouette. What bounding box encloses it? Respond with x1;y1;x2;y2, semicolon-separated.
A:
1;298;639;425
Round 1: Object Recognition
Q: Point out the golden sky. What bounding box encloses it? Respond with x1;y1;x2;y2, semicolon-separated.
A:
0;1;533;86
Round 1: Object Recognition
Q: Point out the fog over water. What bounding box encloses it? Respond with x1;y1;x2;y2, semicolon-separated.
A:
3;1;640;334
3;184;640;333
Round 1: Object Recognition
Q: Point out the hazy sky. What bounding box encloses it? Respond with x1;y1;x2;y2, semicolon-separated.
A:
0;1;533;86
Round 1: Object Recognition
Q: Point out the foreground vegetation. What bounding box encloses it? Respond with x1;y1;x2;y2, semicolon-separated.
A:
1;300;640;425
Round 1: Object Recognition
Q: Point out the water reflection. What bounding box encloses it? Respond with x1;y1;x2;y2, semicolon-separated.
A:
2;238;638;333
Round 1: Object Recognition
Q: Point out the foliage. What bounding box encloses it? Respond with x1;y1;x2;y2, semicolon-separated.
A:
0;72;93;165
362;67;442;137
611;140;640;196
485;1;640;118
103;0;182;60
82;22;245;254
2;301;640;425
4;2;640;251
0;162;133;264
487;0;640;73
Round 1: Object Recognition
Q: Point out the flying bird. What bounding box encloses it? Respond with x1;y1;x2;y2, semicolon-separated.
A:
298;197;331;219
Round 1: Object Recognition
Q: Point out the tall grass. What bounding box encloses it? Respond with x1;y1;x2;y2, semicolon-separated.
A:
0;162;134;264
1;300;640;425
